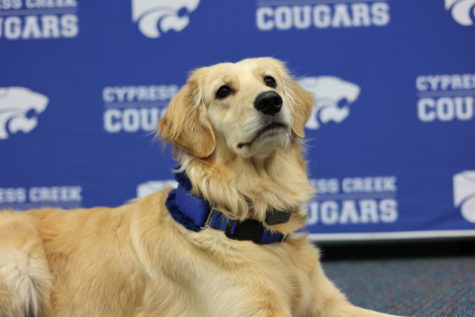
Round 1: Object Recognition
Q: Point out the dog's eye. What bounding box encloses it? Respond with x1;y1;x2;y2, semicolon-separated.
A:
264;76;277;88
216;85;232;99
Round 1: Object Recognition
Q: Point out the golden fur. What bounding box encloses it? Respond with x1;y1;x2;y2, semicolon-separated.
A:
0;57;402;317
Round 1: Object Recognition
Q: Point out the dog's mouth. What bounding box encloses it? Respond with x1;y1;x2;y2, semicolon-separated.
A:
237;122;288;148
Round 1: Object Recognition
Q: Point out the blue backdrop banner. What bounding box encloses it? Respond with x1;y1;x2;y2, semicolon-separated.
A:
1;0;475;241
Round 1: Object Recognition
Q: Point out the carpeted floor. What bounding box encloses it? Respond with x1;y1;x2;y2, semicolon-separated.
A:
322;256;475;317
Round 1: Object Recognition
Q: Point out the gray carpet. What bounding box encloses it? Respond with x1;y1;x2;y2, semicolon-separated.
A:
322;256;475;317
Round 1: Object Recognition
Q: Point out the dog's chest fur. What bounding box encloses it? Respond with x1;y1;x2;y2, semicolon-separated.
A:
157;230;320;317
128;190;320;317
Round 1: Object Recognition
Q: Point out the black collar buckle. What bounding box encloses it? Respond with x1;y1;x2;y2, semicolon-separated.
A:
225;218;265;243
265;210;291;225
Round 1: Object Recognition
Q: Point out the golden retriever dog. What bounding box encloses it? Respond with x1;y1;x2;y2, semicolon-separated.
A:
0;57;402;317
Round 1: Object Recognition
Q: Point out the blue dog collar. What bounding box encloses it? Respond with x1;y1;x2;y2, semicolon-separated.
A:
165;171;287;244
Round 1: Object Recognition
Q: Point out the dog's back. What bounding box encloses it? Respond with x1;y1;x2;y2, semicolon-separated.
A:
0;211;52;317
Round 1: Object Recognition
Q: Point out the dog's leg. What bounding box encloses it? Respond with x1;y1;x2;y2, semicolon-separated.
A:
252;312;291;317
0;212;52;317
249;306;292;317
244;288;294;317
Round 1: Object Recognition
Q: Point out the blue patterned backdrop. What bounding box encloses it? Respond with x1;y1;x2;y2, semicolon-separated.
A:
1;0;475;240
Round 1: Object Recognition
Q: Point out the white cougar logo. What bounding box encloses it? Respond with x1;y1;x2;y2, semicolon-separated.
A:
0;87;49;140
453;171;475;223
298;77;361;130
132;0;200;38
445;0;475;26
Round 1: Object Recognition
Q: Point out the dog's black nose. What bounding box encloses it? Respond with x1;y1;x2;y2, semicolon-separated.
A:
254;91;282;116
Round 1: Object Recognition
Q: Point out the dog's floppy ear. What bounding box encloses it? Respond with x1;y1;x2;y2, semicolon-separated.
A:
158;70;216;158
287;78;314;138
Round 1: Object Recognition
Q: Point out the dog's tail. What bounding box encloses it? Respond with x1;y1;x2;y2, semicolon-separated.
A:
0;212;52;317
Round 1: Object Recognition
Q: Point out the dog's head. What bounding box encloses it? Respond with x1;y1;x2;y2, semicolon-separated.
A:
159;57;314;161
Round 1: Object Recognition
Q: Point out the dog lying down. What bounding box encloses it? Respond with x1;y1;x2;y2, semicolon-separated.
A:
0;57;403;317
